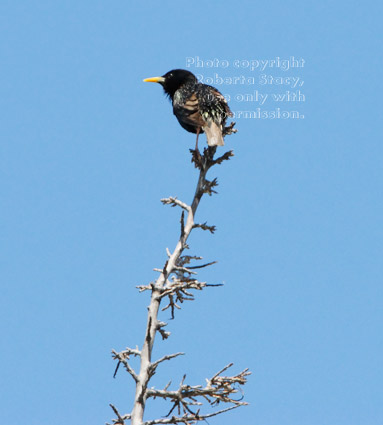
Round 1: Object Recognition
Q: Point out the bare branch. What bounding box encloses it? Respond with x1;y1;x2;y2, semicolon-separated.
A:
161;197;190;211
110;147;248;425
142;405;241;425
180;211;185;240
146;364;250;412
178;255;203;265
137;282;155;292
161;293;181;319
222;121;237;136
158;328;171;340
111;349;140;382
173;266;197;275
151;352;185;371
210;362;234;381
186;261;217;270
108;404;131;425
203;177;218;196
192;222;216;234
212;149;235;165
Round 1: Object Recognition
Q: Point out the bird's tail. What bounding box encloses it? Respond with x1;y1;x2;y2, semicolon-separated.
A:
203;121;225;147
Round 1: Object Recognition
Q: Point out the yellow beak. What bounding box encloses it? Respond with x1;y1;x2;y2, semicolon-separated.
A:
143;76;166;83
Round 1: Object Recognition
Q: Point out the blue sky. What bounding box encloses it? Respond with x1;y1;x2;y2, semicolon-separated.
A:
1;1;382;424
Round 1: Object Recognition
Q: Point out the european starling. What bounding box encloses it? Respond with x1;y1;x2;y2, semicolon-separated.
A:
143;69;233;149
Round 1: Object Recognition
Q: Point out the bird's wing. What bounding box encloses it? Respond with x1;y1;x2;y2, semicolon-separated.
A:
205;86;233;118
183;92;200;111
173;91;205;129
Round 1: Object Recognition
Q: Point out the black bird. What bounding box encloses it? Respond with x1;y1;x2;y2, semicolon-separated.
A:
143;69;233;149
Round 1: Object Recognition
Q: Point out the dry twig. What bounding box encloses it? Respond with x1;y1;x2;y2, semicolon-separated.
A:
110;147;248;425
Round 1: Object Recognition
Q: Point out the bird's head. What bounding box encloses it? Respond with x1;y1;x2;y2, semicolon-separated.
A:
143;69;197;99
